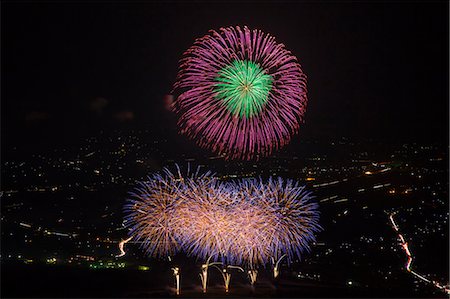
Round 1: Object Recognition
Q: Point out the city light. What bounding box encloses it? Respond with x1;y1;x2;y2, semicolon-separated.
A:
389;213;449;294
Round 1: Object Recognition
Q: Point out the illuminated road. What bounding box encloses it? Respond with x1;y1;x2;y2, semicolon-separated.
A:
389;213;449;295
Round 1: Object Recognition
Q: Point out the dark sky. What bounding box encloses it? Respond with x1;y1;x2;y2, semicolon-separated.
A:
2;1;449;149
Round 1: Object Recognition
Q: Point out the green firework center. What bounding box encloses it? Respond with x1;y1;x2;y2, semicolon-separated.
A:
214;60;273;118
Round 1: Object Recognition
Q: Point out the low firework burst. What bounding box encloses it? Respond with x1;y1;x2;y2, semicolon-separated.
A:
124;167;321;267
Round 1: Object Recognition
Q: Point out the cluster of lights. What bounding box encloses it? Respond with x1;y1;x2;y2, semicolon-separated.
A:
88;261;126;269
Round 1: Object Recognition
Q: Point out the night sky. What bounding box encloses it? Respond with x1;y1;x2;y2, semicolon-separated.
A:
2;2;449;150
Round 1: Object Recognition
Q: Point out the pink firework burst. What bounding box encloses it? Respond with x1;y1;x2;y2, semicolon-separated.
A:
173;26;308;160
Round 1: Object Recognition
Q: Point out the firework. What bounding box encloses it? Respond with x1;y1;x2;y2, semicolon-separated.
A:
116;237;132;257
123;166;209;258
171;267;180;295
199;254;223;293
272;254;286;279
124;167;321;269
173;26;308;160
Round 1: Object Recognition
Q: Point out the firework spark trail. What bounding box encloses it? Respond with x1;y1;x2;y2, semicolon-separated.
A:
200;253;223;293
173;26;308;160
272;254;287;279
210;264;245;293
248;269;258;285
389;213;449;294
116;237;133;257
124;167;321;268
172;267;180;295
